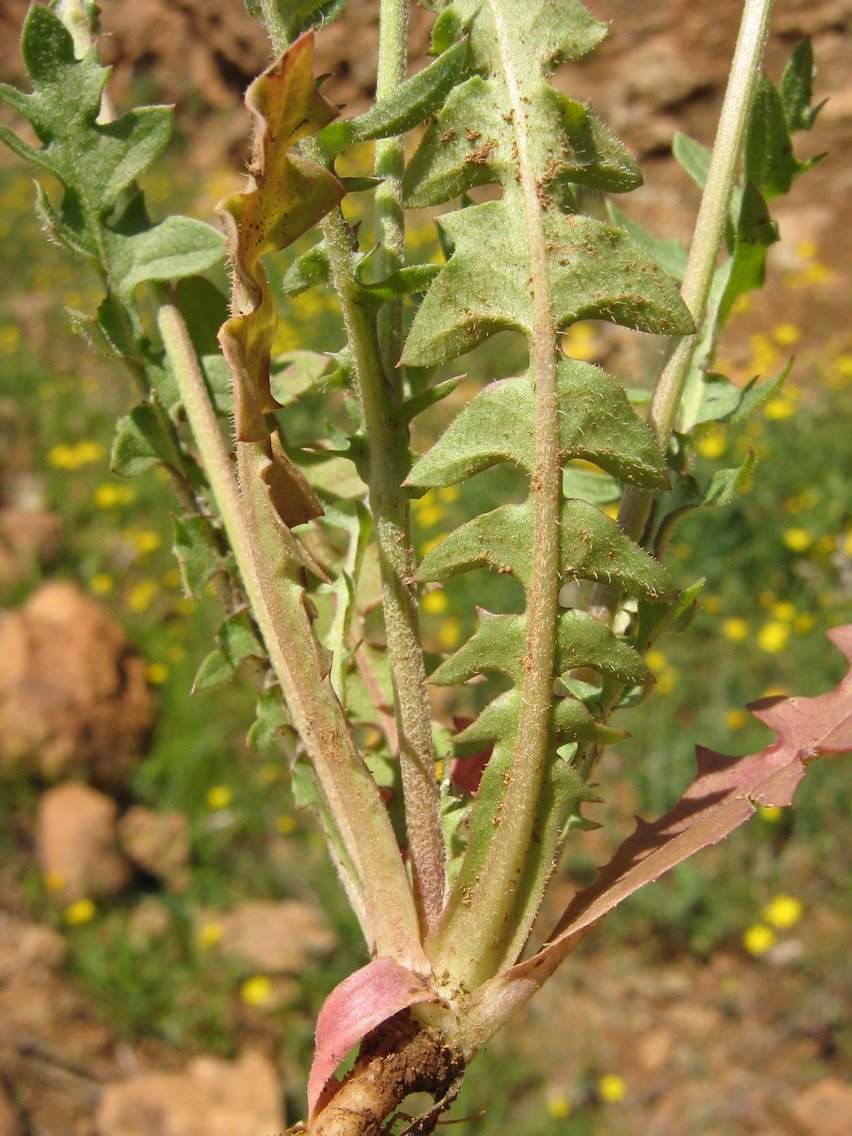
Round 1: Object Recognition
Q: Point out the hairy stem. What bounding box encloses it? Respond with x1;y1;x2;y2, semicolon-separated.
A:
374;0;408;378
318;203;445;931
259;0;289;53
159;303;425;966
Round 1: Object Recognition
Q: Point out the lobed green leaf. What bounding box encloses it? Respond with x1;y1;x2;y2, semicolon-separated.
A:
407;360;669;490
418;497;677;600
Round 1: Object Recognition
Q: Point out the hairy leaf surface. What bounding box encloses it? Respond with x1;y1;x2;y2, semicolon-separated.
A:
405;0;689;986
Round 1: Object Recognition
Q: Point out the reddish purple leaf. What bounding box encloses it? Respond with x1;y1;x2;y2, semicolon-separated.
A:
461;625;852;1054
308;956;437;1117
449;717;493;795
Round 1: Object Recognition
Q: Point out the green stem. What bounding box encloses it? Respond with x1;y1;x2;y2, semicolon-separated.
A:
616;0;773;550
319;206;445;932
259;1;290;53
374;0;408;378
158;303;426;968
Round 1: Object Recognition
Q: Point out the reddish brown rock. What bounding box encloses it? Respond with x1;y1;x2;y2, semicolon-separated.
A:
0;913;67;982
790;1078;852;1136
126;897;172;948
0;1080;23;1136
95;1051;283;1136
118;806;190;886
38;783;133;902
0;581;156;790
217;900;335;974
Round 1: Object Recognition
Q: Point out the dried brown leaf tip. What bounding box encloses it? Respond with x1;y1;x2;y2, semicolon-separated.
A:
217;33;344;443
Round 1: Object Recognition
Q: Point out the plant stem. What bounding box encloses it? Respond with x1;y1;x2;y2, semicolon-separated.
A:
428;0;563;987
259;0;289;53
616;0;774;550
158;303;426;968
374;0;408;378
318;204;446;932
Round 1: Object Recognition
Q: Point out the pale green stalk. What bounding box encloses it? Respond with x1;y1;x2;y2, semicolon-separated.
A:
616;0;774;550
257;0;444;930
317;204;446;932
374;0;408;376
158;303;426;968
259;1;289;52
287;0;445;931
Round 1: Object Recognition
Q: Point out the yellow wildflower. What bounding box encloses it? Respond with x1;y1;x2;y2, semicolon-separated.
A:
770;601;796;622
44;872;65;893
725;708;749;731
74;440;104;465
276;814;297;835
759;805;783;824
206;785;233;810
722;617;749;642
197;921;224;948
64;898;96;926
127;579;159;613
416;504;443;529
743;924;776;956
438;617;463;651
749;332;778;373
422;590;448;614
562;322;599;362
773;323;800;346
793;613;815;634
437;485;460;503
95;483;123;508
763;397;795;421
598;1074;627;1103
782;528;812;552
547;1096;572;1120
812;534;836;560
90;573;114;595
129;529;162;555
697;430;726;459
240;975;272;1006
145;662;169;685
645;649;667;672
655;668;678;695
763;894;802;930
758;621;789;654
47;444;76;469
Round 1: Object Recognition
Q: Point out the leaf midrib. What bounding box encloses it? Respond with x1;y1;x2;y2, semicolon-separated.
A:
430;1;564;985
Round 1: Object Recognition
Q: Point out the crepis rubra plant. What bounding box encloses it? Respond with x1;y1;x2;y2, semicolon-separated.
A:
1;1;848;1132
